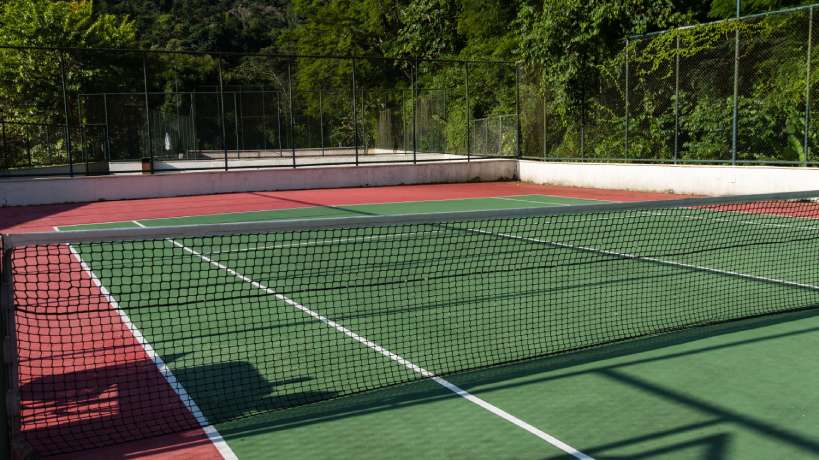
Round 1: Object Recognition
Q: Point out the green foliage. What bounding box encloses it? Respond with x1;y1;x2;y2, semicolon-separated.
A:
0;0;136;119
0;0;135;48
393;0;462;58
2;0;816;166
95;0;287;52
709;0;813;18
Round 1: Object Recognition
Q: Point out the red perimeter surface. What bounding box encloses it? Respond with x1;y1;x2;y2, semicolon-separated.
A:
704;200;819;219
0;182;690;234
11;245;222;459
2;182;689;459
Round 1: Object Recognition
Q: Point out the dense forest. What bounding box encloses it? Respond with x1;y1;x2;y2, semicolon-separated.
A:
0;0;817;171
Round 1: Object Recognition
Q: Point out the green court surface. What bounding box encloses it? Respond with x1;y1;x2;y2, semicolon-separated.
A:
59;194;819;459
56;194;602;231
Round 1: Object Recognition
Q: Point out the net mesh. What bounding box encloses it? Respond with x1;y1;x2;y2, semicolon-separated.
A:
3;192;819;455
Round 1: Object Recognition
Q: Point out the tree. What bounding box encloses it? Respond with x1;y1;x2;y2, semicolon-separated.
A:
709;0;813;19
516;0;693;114
0;0;136;120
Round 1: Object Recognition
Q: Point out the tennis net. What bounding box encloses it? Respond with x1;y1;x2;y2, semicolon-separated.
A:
2;190;819;456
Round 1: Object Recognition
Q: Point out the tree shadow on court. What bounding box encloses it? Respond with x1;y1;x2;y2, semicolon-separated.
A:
543;430;733;460
141;270;685;350
0;202;90;232
16;357;335;457
210;306;819;459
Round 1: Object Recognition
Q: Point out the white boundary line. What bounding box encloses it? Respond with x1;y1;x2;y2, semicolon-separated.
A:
205;231;431;255
168;237;593;460
55;194;591;230
64;234;237;459
492;196;574;206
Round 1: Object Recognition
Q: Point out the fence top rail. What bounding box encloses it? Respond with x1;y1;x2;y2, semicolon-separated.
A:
627;1;817;40
0;45;516;66
0;120;68;127
77;87;452;98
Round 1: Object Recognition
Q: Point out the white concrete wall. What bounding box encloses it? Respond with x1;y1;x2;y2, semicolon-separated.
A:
519;161;819;196
0;159;518;207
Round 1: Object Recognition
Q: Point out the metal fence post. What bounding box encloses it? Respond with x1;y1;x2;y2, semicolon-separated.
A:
58;51;74;177
191;93;198;153
515;65;521;158
580;82;585;158
465;62;471;161
498;115;502;155
412;58;418;164
731;19;740;165
443;87;449;154
103;93;111;161
277;95;283;155
217;57;228;171
1;121;6;168
319;88;325;156
805;6;814;165
674;35;681;163
287;61;297;167
77;105;87;172
543;93;547;159
142;52;154;173
233;91;240;158
25;128;31;168
352;58;359;166
624;40;630;159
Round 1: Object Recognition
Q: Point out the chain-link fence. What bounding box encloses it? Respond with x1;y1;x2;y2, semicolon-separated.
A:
520;4;819;166
0;48;517;177
12;7;812;176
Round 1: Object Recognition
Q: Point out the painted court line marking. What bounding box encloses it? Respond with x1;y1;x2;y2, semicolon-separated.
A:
58;205;819;237
56;194;584;230
168;237;592;460
643;209;819;232
492;196;574;206
67;244;238;460
470;229;819;292
205;231;434;255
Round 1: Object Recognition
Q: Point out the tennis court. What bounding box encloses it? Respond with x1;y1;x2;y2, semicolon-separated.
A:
3;184;819;459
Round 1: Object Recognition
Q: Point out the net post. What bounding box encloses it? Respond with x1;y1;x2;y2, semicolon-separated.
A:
352;57;359;166
58;51;74;177
674;34;681;164
0;237;17;460
142;52;154;173
804;6;813;166
465;62;470;161
217;56;229;171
